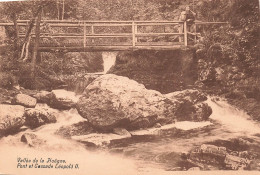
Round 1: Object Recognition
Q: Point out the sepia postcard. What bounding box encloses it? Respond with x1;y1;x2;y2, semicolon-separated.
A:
0;0;259;174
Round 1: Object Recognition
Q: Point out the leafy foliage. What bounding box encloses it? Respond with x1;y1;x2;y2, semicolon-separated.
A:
196;0;259;99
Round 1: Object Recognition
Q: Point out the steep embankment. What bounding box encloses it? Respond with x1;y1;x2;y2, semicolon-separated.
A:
109;49;198;94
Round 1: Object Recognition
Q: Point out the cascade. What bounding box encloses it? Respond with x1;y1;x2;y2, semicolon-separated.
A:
102;52;117;73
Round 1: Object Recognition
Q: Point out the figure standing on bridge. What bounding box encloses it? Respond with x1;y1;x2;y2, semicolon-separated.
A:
179;6;196;42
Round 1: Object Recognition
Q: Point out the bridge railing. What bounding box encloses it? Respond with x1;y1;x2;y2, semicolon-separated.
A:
1;20;186;48
0;20;228;51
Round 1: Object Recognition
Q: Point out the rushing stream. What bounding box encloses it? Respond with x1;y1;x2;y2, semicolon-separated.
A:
0;95;260;174
0;53;259;174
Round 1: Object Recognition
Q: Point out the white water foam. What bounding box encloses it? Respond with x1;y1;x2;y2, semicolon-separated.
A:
102;52;117;73
174;121;212;130
0;101;137;175
0;143;137;175
207;96;260;135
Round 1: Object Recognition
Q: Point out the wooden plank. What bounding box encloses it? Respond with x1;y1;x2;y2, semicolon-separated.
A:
86;35;131;38
194;24;197;43
39;42;132;47
91;23;132;27
136;33;182;36
49;24;87;27
17;20;182;23
195;21;228;24
135;21;181;23
91;25;94;43
20;33;181;37
20;35;83;38
0;21;228;27
20;35;132;38
87;33;132;36
136;23;180;26
17;20;132;23
42;23;132;27
83;22;86;47
184;21;188;46
136;42;182;46
134;24;138;43
132;22;136;47
38;45;183;52
20;33;133;37
0;23;27;26
87;42;132;46
47;23;180;27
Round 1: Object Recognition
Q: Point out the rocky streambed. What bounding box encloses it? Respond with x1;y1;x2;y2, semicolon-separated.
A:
0;74;260;174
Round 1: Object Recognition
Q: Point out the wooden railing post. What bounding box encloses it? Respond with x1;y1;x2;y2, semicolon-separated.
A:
184;21;188;46
83;22;86;47
134;24;138;43
132;21;136;47
91;25;94;44
194;23;197;43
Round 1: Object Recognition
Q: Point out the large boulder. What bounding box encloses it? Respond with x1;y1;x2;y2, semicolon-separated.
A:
55;121;95;138
76;74;174;131
0;104;25;136
48;89;80;110
33;90;81;110
189;142;254;170
165;90;212;121
33;90;53;104
21;133;46;147
25;108;56;128
76;74;211;131
165;89;208;104
12;94;37;108
170;101;212;121
189;144;227;170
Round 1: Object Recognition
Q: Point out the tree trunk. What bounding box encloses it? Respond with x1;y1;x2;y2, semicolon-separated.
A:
23;35;31;62
31;9;42;89
57;0;60;20
19;6;43;60
62;0;65;20
19;19;35;60
11;12;19;61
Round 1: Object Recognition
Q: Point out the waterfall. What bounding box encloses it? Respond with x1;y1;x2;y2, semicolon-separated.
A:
207;97;260;135
102;52;117;73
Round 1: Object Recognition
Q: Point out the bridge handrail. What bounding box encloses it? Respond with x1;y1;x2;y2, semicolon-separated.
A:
0;22;183;27
0;20;228;49
15;20;182;23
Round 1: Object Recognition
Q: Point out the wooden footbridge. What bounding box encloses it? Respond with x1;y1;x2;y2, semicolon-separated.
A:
0;20;227;52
